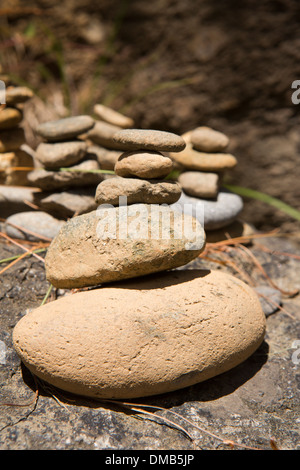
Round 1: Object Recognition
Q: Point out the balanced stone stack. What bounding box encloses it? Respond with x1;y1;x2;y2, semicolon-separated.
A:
169;126;246;241
28;115;106;219
84;103;135;171
12;128;266;401
45;128;206;288
0;84;34;186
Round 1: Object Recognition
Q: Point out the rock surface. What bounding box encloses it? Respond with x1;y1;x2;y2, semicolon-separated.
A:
27;159;104;190
190;127;229;152
95;176;181;205
5;211;65;241
35;141;87;169
113;129;186;152
45;205;205;288
5;86;34;105
93;104;134;128
0;185;41;218
169;145;237;171
0;128;25;152
178;171;219;198
172;189;244;230
0;107;23;129
86;121;124;149
1;234;299;450
87;145;122;170
114;150;174;179
12;269;266;399
35;116;95;142
34;188;97;218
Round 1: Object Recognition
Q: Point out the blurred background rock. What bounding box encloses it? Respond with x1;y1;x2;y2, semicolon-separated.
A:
1;0;300;232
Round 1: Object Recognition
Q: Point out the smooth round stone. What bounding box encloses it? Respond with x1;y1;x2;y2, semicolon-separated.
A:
95;177;182;206
27;159;104;191
87;145;122;170
86;121;125;150
13;269;266;399
5;211;65;241
93;104;134;128
115;150;174;179
178;171;219;198
169;144;237;171
190;127;229;153
45;205;205;288
171;189;244;230
0;107;23;129
35;141;87;169
0;128;25;152
5;86;34;105
35;116;95;142
112;129;186;152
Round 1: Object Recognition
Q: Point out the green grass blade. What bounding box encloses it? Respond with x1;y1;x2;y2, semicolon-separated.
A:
224;184;300;222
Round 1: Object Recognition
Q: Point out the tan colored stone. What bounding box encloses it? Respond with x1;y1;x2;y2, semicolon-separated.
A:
0;149;33;186
113;129;186;152
169;143;237;171
5;86;33;105
0;107;23;129
178;171;219;198
45;205;205;288
95;176;182;205
87;145;122;170
86;121;125;150
35;141;87;169
13;269;266;399
190;126;229;152
93;104;134;128
27;159;104;191
0;128;25;152
115;150;174;179
35;116;95;142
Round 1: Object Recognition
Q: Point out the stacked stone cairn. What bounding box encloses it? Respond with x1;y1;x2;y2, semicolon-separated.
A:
45;128;206;288
169;126;247;241
27;115;106;220
12;126;266;401
0;82;34;186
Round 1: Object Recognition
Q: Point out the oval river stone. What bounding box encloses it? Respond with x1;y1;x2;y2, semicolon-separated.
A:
35;115;95;142
13;269;266;399
45;205;205;288
113;129;186;152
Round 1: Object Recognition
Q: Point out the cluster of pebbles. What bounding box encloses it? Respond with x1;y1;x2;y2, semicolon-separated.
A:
0;82;34;186
169;126;246;240
12;127;266;401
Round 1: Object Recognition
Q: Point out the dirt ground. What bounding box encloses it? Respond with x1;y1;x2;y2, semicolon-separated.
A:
1;0;300;233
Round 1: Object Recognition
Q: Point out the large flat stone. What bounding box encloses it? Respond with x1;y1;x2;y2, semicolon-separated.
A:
12;269;266;399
